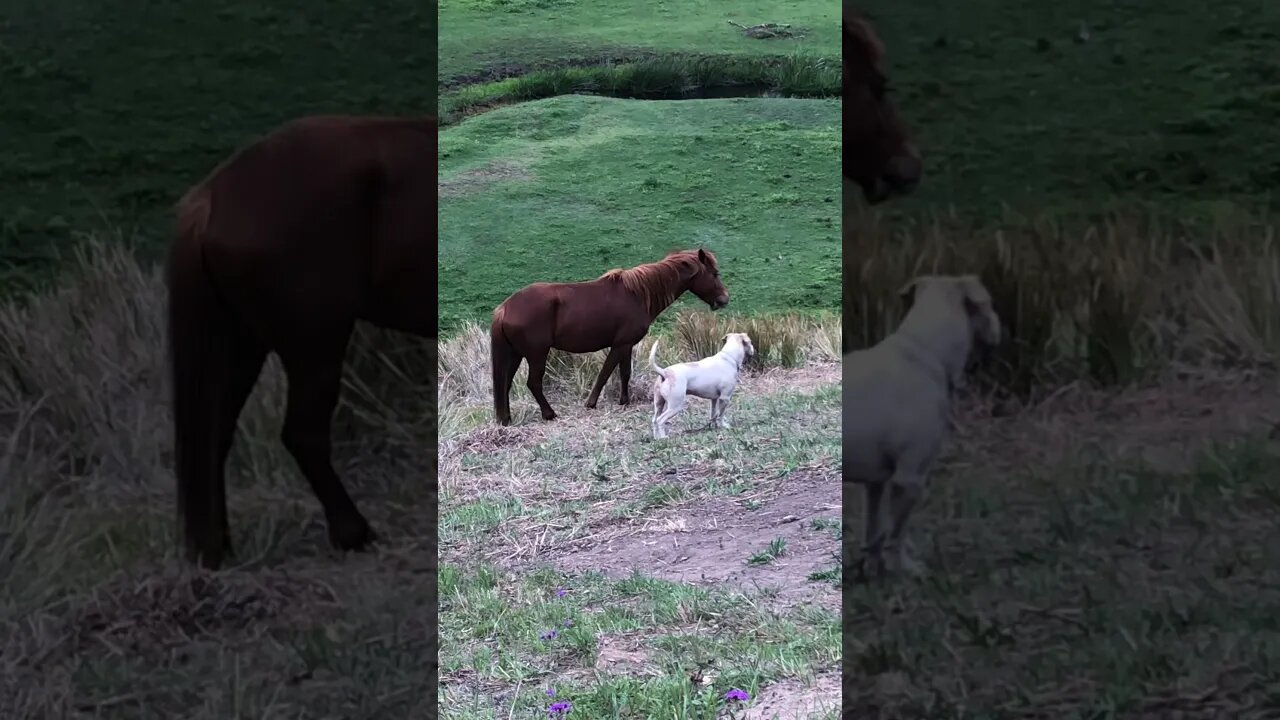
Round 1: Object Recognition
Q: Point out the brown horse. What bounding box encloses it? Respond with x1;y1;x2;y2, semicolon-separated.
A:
167;114;436;570
491;249;730;426
844;4;923;203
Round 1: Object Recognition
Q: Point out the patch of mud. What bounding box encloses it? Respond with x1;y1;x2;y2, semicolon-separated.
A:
554;468;840;609
742;672;839;720
438;161;533;199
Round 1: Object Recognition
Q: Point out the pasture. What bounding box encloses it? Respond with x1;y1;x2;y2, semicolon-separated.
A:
844;0;1280;715
438;0;842;717
1;0;438;716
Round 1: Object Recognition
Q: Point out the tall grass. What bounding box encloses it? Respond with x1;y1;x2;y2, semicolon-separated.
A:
438;311;840;438
440;52;840;123
844;205;1280;396
0;239;435;612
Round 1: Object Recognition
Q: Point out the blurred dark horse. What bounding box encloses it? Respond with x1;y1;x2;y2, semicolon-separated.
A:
167;115;436;570
491;249;730;426
844;4;922;203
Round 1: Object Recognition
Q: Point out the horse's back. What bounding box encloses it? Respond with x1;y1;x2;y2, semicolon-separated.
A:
194;115;433;247
175;114;436;334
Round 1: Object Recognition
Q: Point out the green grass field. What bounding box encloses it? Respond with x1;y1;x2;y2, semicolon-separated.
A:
438;0;838;87
438;94;839;333
858;0;1280;219
842;1;1280;716
0;0;435;293
2;1;439;716
437;1;842;717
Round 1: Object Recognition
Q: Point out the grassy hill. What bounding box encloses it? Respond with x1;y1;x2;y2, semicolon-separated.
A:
438;94;839;333
0;0;436;293
857;0;1280;220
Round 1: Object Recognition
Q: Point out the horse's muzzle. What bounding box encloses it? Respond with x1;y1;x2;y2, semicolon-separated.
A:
711;297;729;311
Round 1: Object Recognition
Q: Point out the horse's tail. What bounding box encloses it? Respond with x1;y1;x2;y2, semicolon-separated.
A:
167;183;231;569
648;338;665;374
491;305;516;425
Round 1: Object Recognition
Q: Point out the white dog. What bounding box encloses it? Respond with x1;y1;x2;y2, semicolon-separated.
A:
844;275;1000;578
650;333;756;439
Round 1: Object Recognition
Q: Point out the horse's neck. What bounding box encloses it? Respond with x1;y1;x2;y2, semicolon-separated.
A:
646;283;684;320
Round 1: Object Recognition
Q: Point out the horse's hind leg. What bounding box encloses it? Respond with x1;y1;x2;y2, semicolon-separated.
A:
524;346;557;421
279;335;375;552
213;332;267;558
585;345;629;408
615;344;634;405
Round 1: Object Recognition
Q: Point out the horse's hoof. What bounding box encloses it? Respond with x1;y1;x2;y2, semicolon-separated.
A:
497;415;512;426
583;400;598;409
541;410;558;421
619;396;631;406
330;516;377;552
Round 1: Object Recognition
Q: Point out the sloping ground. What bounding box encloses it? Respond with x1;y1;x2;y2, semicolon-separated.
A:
844;372;1280;717
439;362;841;719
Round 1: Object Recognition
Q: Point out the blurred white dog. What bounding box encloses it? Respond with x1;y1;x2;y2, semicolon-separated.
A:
844;275;1000;578
650;333;756;439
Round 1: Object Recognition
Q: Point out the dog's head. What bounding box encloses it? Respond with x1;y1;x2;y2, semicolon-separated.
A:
722;332;756;360
898;275;1001;349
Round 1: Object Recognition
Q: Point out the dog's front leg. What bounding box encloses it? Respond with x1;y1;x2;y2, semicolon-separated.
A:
887;472;927;576
861;482;887;578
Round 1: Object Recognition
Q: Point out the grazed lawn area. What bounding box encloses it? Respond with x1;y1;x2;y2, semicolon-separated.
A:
438;95;839;333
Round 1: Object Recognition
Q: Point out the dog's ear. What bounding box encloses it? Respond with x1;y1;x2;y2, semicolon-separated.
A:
898;277;921;306
957;275;991;311
721;333;729;342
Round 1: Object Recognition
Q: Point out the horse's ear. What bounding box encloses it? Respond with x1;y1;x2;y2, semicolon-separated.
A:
698;248;709;265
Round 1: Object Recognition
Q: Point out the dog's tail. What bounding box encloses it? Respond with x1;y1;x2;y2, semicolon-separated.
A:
649;338;665;374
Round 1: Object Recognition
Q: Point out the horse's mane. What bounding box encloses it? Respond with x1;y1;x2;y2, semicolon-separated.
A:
600;249;716;316
844;5;886;72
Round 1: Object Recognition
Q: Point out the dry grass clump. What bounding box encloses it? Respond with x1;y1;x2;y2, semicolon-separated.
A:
844;205;1280;396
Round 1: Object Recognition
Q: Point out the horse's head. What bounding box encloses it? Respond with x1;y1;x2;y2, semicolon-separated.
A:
844;6;922;204
687;248;729;310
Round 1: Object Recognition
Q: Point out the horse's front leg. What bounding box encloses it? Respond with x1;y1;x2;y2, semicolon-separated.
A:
616;344;634;405
585;345;628;408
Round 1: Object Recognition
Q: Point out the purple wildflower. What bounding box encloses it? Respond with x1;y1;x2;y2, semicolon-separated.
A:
546;687;556;698
563;618;574;627
724;688;750;702
540;629;558;640
548;700;572;715
555;588;568;598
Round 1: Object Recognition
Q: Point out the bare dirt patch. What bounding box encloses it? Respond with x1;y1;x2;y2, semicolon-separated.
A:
950;372;1280;474
438;160;533;199
554;467;840;610
743;672;839;720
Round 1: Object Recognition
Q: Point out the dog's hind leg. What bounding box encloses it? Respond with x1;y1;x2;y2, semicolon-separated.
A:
653;383;687;439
